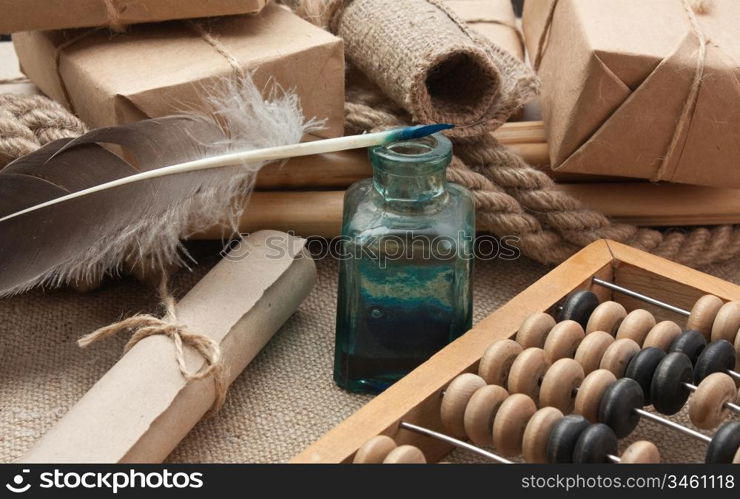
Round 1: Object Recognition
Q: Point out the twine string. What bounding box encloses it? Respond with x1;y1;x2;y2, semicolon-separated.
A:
532;0;559;71
78;278;227;415
102;0;126;33
184;20;247;81
652;0;710;181
464;17;526;48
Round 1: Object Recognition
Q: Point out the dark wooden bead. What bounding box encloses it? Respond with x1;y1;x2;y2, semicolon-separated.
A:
546;415;590;464
557;290;599;329
669;330;706;365
694;340;736;384
598;378;643;438
705;421;740;464
624;347;665;405
651;352;692;415
573;424;618;464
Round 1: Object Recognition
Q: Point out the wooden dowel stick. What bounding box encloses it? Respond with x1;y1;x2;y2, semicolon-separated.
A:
191;183;740;240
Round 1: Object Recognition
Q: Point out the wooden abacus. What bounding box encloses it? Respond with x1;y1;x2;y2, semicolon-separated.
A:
292;240;740;464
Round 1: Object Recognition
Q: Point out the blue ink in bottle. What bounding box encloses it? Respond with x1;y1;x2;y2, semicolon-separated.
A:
334;132;474;393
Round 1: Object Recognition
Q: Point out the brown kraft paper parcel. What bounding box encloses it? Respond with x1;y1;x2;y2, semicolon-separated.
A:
12;3;345;138
523;0;740;187
0;0;269;33
445;0;524;61
20;231;316;463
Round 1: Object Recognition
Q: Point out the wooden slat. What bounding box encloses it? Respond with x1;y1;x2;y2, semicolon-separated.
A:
559;184;740;226
192;182;740;240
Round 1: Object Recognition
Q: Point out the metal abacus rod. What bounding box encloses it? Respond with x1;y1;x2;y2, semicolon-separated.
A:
591;277;689;316
683;382;740;413
633;408;710;443
399;421;623;464
398;422;513;464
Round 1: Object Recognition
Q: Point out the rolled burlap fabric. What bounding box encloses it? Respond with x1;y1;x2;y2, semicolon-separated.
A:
327;0;537;136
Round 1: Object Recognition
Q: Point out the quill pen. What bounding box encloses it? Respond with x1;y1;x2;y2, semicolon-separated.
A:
0;76;451;296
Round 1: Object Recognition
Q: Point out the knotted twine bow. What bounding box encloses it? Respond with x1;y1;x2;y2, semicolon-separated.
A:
77;279;228;415
533;0;712;183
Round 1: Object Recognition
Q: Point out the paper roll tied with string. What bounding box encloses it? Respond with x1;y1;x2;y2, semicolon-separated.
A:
20;231;316;463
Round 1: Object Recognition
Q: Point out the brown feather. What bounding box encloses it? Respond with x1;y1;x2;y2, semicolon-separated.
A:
0;78;315;295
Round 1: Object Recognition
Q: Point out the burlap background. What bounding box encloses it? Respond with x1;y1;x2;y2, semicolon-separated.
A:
1;241;737;463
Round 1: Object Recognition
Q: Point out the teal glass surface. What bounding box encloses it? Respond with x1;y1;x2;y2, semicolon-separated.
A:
333;133;474;393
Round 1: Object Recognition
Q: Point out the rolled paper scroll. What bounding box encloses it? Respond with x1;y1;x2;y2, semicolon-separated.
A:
20;230;316;463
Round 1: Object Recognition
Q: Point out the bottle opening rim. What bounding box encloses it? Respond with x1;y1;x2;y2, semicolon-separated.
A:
371;133;452;174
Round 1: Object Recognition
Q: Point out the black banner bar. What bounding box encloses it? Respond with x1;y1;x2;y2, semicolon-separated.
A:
0;464;738;498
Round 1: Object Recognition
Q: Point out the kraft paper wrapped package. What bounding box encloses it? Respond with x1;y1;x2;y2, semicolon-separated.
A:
445;0;524;61
523;0;740;187
0;0;270;33
12;3;345;138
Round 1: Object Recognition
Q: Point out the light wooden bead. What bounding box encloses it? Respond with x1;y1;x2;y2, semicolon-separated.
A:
353;435;397;463
734;446;740;464
440;373;486;437
383;445;426;464
540;358;584;413
508;347;551;403
735;330;740;370
643;321;682;351
543;320;585;363
687;294;724;340
516;312;556;348
586;301;627;335
600;338;640;378
615;309;656;345
479;339;523;386
575;331;615;374
711;301;740;344
689;372;738;430
620;441;661;464
492;393;537;456
522;407;564;463
575;369;617;422
464;385;510;446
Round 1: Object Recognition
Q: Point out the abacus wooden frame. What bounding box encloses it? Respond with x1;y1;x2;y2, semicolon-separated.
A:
291;239;740;463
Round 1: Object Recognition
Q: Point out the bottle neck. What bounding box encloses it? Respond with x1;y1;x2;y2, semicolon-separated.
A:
372;166;447;203
369;133;452;208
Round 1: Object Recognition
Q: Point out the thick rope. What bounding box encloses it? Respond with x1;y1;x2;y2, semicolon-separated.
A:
0;94;87;167
78;278;227;415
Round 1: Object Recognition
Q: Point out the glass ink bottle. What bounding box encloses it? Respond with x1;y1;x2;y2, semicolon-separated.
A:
334;132;474;393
